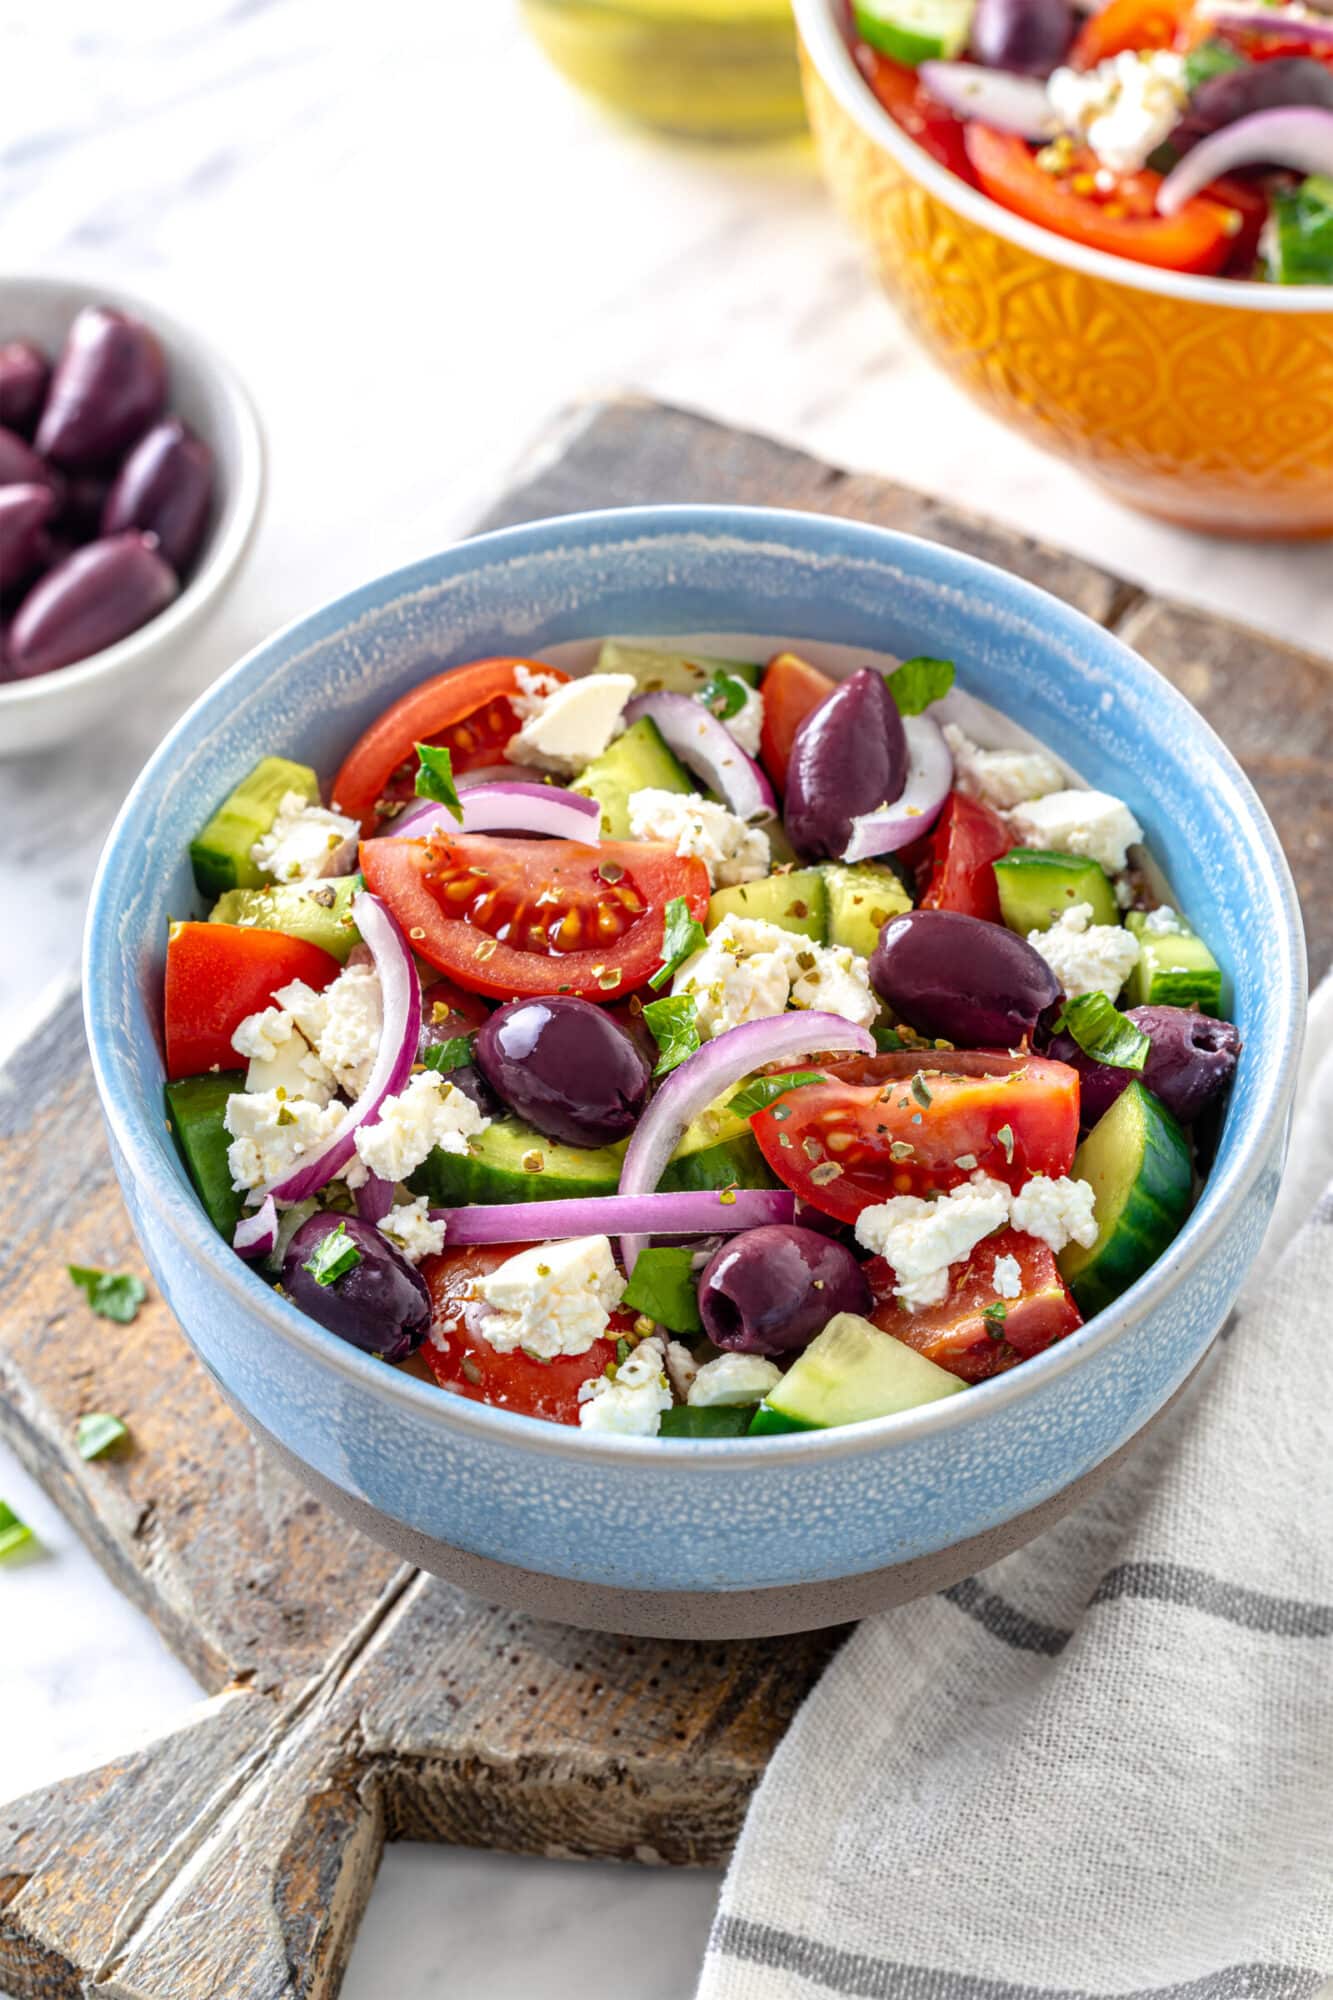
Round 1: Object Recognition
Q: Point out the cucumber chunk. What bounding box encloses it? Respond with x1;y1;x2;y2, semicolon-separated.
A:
852;0;975;64
409;1118;626;1207
707;868;828;942
749;1310;965;1434
190;757;321;901
821;862;913;957
165;1073;246;1242
208;877;361;962
659;1087;780;1193
1058;1081;1193;1317
574;716;693;838
1124;911;1223;1015
660;1406;752;1440
994;849;1118;933
596;642;761;694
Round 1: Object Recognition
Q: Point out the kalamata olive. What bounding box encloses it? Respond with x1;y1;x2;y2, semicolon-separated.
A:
6;531;178;678
1173;58;1333;153
0;341;50;436
0;483;55;592
282;1212;430;1361
61;472;114;543
102;418;214;572
0;422;59;491
870;908;1061;1047
784;667;908;860
970;0;1075;73
698;1225;871;1357
475;995;651;1147
35;306;167;469
1045;1004;1241;1129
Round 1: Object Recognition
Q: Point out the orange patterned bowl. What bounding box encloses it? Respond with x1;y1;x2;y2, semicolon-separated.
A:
793;0;1333;537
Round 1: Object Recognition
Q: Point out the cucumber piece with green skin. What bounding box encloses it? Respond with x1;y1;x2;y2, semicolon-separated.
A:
409;1118;626;1207
165;1073;246;1241
596;642;761;694
209;877;361;962
1123;911;1223;1015
658;1131;778;1193
993;849;1119;934
852;0;974;64
189;757;321;901
749;1311;965;1435
573;716;693;838
660;1406;752;1440
821;862;913;958
707;868;828;942
1058;1081;1194;1318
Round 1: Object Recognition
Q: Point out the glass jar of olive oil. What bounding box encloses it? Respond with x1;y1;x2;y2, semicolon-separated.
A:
520;0;804;140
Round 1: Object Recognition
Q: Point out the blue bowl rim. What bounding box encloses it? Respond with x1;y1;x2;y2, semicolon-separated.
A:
84;503;1307;1469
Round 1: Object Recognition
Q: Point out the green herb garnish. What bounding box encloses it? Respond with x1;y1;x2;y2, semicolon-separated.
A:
888;656;955;717
996;1123;1015;1164
982;1300;1008;1340
649;896;708;991
622;1245;704;1336
0;1502;34;1561
423;1034;474;1074
413;741;463;818
910;1072;933;1108
1054;991;1150;1072
67;1266;146;1325
302;1221;363;1288
1183;39;1246;91
641;994;701;1077
730;1070;827;1119
1267;174;1333;287
874;1024;907;1053
697;670;749;722
76;1413;130;1461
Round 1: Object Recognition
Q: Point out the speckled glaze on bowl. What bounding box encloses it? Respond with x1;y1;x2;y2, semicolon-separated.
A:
793;0;1333;539
85;507;1304;1637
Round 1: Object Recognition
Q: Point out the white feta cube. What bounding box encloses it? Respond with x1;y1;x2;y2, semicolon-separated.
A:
1005;788;1143;875
788;940;877;1031
478;1236;626;1361
577;1334;672;1436
991;1253;1023;1300
627;789;770;889
1029;902;1140;1001
354;1070;488;1183
687;1353;782;1408
942;723;1066;813
224;1090;345;1194
671;913;794;1039
231;1001;336;1104
854;1177;1012;1311
251;791;359;885
507;672;636;777
1143;904;1184;936
1010;1174;1099;1254
1048;50;1189;175
378;1195;446;1266
310;964;383;1099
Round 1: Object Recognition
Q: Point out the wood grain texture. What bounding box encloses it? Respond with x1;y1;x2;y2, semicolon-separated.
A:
1;395;1325;2000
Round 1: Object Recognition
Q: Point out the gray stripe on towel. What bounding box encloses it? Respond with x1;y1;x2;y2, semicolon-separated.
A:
1089;1562;1333;1637
940;1577;1071;1656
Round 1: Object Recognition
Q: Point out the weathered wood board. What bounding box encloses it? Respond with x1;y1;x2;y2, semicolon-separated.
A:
1;397;1327;2000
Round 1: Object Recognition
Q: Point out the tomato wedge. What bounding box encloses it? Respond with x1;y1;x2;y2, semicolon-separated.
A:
1069;0;1203;65
916;789;1012;923
867;1227;1083;1383
420;1244;624;1425
853;44;977;182
164;921;341;1079
331;657;570;832
360;833;710;1001
964;127;1243;275
749;1051;1080;1222
759;651;836;790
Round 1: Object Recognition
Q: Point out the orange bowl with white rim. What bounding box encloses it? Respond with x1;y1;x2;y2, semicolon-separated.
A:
793;0;1333;537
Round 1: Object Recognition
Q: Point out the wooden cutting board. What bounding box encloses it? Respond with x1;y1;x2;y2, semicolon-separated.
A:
0;397;1327;2000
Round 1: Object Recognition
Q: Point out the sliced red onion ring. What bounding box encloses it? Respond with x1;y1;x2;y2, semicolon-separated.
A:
260;891;421;1204
431;1187;796;1247
919;61;1058;138
380;782;601;845
841;713;953;863
233;1196;278;1261
1196;4;1333;45
617;1011;875;1272
1159;105;1333;214
355;1174;397;1224
622;691;776;823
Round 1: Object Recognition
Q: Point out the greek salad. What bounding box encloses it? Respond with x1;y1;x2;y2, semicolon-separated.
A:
164;640;1240;1440
848;0;1333;282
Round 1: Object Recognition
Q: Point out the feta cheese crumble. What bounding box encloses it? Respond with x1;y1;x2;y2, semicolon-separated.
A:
1010;1175;1099;1255
282;964;383;1100
251;791;359;885
665;1339;700;1402
688;1353;782;1408
717;680;764;758
507;672;636;777
942;724;1066;813
578;1334;672;1436
1029;902;1141;1001
627;789;770;889
855;1177;1014;1311
1005;788;1143;876
788;939;877;1031
478;1236;626;1362
671;913;875;1038
224;1090;345;1194
992;1253;1023;1301
378;1195;446;1266
1047;50;1189;175
354;1070;489;1183
1143;905;1184;936
230;1004;337;1105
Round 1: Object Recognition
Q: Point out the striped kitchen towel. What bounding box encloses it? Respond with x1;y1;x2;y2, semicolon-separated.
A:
699;975;1333;2000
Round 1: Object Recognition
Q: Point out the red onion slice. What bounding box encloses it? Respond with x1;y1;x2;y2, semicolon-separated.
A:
1195;4;1333;46
841;713;953;863
622;691;776;823
919;61;1058;138
617;1011;875;1272
431;1187;796;1248
260;891;421;1204
1158;104;1333;213
233;1196;278;1260
380;782;602;845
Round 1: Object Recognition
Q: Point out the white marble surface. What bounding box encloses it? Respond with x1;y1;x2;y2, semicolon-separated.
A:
0;5;1329;1996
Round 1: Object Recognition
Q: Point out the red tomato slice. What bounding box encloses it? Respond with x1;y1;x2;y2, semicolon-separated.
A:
1070;0;1203;65
360;833;710;1001
964;127;1242;275
916;790;1012;923
420;1243;625;1425
331;658;570;832
164;922;341;1080
749;1051;1080;1222
867;1227;1083;1383
854;44;978;183
759;651;837;790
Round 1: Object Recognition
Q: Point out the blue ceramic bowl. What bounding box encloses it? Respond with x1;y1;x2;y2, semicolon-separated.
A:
85;508;1305;1638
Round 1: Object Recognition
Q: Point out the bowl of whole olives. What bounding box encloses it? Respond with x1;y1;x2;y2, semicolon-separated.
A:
0;275;264;755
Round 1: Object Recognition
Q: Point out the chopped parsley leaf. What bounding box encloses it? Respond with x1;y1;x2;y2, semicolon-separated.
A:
697;670;749;722
67;1266;146;1325
1054;991;1150;1072
888;656;955;716
730;1070;827;1118
0;1501;34;1560
641;993;701;1077
982;1300;1008;1340
76;1413;130;1461
413;741;463;818
302;1221;362;1288
622;1246;704;1336
649;896;707;990
423;1033;475;1075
